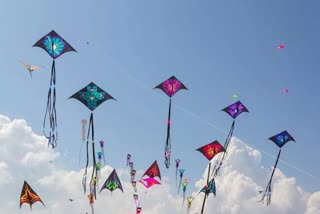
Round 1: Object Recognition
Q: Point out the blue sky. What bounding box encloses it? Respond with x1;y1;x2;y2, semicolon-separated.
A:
0;0;320;211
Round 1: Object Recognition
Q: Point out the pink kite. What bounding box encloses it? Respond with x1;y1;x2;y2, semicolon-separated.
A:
277;45;285;49
139;177;161;188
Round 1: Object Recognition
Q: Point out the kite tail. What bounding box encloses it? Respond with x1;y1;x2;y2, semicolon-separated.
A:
102;149;106;165
182;191;186;207
259;149;281;206
176;167;178;187
88;113;97;199
178;177;182;193
82;137;89;194
164;98;172;169
43;60;58;148
90;204;94;214
212;120;235;177
201;162;211;214
79;119;87;167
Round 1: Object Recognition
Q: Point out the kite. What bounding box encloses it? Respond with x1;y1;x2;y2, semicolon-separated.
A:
212;101;249;177
177;169;185;193
18;60;43;77
198;178;216;213
136;207;142;214
127;154;131;166
142;160;161;180
181;178;188;205
131;169;137;182
139;177;161;189
196;141;225;214
154;76;188;168
259;131;295;205
131;181;137;192
187;197;193;214
33;30;76;148
175;159;181;187
88;194;95;214
133;194;141;213
100;169;124;193
277;44;285;49
283;89;289;93
70;82;115;198
19;181;45;210
232;94;238;99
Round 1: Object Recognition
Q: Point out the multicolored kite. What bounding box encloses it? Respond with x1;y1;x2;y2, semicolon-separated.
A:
259;131;295;205
70;82;115;198
139;177;161;189
196;140;225;214
142;160;161;180
181;178;188;205
212;101;248;177
100;169;123;193
154;76;188;168
177;169;185;193
19;181;45;209
198;178;216;214
33;30;76;148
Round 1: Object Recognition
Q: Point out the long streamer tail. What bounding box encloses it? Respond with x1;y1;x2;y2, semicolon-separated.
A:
259;149;281;206
212;120;235;177
87;113;97;199
201;162;211;214
164;99;172;168
43;60;58;148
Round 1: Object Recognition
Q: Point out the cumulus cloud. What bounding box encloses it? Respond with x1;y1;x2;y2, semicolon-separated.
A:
0;114;319;214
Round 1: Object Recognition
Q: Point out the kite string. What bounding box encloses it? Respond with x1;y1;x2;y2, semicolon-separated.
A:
110;61;320;185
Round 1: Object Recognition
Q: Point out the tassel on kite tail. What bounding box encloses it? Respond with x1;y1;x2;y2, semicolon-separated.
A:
43;60;58;148
212;120;235;177
88;194;94;214
201;162;211;214
79;119;87;167
164;98;172;169
99;140;106;165
259;149;281;206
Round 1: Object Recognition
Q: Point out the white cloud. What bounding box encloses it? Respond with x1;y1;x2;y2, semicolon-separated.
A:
0;114;319;214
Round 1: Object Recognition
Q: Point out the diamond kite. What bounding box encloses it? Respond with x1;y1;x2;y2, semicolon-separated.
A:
154;76;188;168
33;30;77;148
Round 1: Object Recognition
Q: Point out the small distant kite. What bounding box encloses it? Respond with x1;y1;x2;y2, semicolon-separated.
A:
187;197;193;214
18;60;44;77
20;181;45;209
282;89;289;93
259;131;295;205
154;76;188;168
277;45;285;49
232;94;238;99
